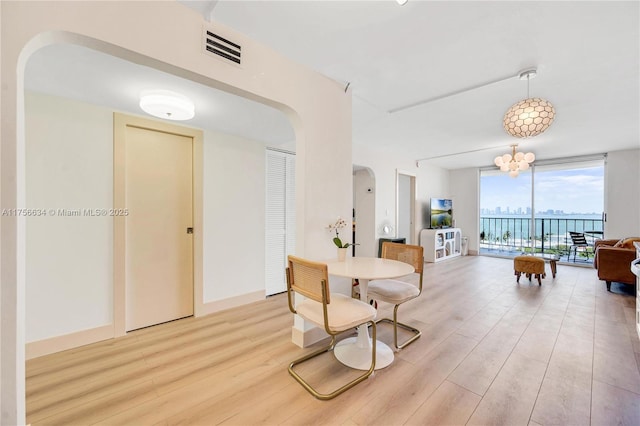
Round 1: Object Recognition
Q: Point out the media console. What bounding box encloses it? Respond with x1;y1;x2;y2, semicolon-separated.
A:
420;228;462;263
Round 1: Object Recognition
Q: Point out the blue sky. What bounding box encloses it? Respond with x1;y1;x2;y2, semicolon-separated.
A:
481;165;604;214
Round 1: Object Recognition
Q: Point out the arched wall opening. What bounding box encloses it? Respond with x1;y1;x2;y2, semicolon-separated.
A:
2;3;352;422
21;32;298;349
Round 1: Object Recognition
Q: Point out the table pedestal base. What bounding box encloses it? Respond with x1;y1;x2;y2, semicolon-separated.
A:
334;337;394;370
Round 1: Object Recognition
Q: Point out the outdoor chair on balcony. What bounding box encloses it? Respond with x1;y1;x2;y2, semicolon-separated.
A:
568;232;594;262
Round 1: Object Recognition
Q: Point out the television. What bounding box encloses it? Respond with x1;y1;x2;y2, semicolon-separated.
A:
430;198;453;228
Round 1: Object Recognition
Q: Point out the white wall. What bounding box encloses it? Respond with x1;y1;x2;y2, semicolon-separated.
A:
25;92;114;342
449;168;480;254
605;148;640;239
202;129;265;302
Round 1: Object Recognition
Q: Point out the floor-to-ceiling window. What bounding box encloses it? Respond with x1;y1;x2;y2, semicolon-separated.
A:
480;156;605;263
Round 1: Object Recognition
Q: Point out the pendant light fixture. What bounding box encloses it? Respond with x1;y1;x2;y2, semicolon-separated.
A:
494;144;535;178
139;89;195;121
503;69;555;138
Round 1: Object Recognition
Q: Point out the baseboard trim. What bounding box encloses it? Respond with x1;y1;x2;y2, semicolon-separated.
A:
291;325;329;348
26;324;114;360
197;290;265;317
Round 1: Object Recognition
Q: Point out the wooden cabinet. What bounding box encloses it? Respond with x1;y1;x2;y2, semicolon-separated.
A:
420;228;462;263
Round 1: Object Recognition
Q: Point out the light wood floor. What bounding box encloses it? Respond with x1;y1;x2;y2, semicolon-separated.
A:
26;256;640;425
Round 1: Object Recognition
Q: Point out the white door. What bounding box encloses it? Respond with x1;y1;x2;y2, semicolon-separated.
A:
265;150;295;296
124;125;194;331
397;172;415;244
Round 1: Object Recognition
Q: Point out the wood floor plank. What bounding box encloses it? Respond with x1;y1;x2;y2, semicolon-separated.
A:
512;312;563;363
447;307;535;395
455;304;511;341
94;352;281;425
282;357;418;426
24;256;640;426
591;379;640;426
466;352;547;426
593;317;640;394
30;380;159;426
404;380;481;425
545;334;593;389
350;333;478;425
530;375;591;426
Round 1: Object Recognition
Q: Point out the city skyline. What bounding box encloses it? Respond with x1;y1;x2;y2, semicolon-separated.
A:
480;207;602;216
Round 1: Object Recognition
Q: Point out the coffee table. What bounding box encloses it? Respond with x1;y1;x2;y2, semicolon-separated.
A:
521;252;560;278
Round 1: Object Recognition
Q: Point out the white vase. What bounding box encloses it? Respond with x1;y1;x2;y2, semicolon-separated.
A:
337;247;348;261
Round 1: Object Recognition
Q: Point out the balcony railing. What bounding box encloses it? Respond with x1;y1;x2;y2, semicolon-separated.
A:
479;215;604;263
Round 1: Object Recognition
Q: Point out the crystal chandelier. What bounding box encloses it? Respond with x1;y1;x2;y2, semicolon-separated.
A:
494;144;535;178
503;69;555;138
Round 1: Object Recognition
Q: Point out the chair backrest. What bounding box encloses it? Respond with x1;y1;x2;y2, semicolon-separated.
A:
381;242;424;288
286;255;330;304
569;231;588;245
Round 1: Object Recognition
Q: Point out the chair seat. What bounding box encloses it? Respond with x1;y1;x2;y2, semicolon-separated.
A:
368;279;420;304
297;293;377;333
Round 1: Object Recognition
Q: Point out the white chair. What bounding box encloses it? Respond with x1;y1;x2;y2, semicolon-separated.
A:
286;255;377;400
367;242;424;350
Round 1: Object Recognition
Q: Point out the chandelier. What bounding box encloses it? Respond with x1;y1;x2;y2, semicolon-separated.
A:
494;144;535;178
503;69;555;138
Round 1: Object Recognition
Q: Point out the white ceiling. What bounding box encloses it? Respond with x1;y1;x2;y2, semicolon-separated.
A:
25;1;639;169
25;43;295;145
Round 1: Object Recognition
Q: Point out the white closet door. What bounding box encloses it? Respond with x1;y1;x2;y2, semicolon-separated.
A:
265;150;295;296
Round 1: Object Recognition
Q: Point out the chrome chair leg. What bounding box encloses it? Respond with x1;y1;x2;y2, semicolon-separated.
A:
288;321;376;400
375;304;421;350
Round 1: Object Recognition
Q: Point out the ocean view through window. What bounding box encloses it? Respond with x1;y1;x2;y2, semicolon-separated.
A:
480;159;605;263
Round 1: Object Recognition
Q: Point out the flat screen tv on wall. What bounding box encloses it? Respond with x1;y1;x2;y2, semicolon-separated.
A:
430;198;453;228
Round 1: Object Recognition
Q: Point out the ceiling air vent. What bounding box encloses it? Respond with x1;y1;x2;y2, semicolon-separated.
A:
203;28;241;66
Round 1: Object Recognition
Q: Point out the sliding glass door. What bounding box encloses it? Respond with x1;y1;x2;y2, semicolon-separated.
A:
532;161;604;261
480;157;605;263
480;169;532;254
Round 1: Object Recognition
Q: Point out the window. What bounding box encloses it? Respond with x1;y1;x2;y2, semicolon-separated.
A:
480;156;604;262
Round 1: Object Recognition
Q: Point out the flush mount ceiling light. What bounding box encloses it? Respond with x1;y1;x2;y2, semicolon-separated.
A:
503;69;555;138
396;0;409;5
494;144;535;178
139;90;195;121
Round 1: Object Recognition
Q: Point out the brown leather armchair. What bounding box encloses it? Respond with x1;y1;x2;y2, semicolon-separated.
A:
593;238;640;291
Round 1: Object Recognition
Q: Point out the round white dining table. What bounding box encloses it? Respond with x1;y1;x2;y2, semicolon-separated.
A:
326;256;415;370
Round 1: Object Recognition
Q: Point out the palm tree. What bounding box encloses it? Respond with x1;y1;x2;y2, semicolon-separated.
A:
503;230;512;248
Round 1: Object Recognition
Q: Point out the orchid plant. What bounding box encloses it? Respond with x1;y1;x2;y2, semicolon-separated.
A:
328;217;358;248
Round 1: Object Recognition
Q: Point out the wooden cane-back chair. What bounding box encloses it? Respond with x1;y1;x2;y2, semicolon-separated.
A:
367;242;424;350
286;255;377;400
